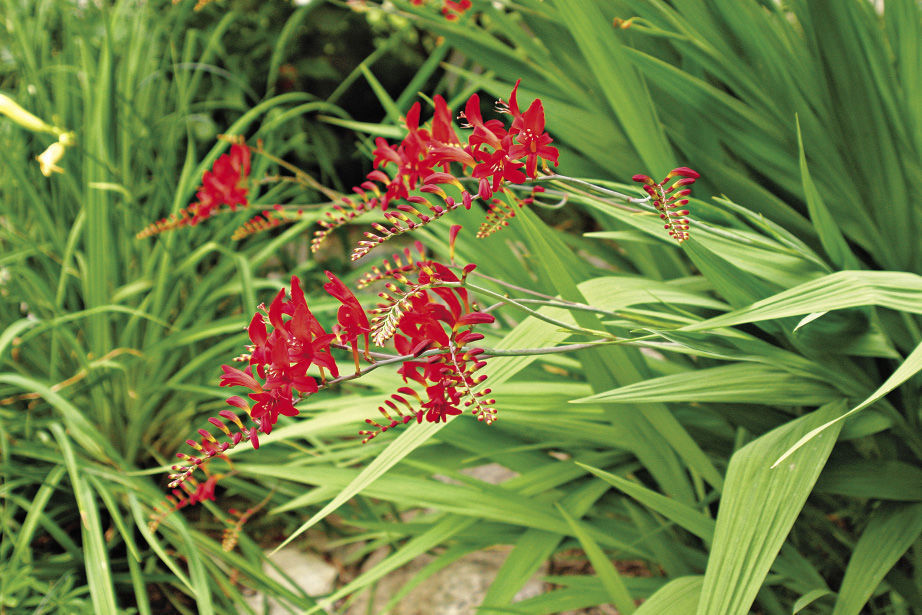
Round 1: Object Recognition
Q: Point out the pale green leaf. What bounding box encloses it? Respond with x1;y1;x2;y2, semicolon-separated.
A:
773;338;922;467
696;401;844;615
684;271;922;332
635;576;703;615
558;505;636;614
574;362;837;406
832;503;922;615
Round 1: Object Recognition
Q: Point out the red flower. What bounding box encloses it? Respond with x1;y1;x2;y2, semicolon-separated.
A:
431;95;460;146
362;238;497;441
460;93;505;152
247;386;299;434
219;275;342;435
441;0;471;20
315;80;563;255
136;142;253;239
472;140;527;200
191;143;251;224
324;271;372;369
219;364;262;391
185;475;218;506
507;99;559;177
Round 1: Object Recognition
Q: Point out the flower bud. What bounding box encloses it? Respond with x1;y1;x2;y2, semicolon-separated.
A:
0;93;57;135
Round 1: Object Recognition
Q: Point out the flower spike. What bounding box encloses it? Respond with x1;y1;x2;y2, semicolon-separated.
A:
632;166;700;243
137;142;252;239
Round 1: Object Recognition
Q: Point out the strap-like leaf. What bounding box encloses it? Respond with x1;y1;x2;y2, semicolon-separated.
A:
696;401;844;615
831;503;922;615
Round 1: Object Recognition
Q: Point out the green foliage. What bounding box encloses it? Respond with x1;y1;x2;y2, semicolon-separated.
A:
204;1;919;613
5;1;922;614
0;0;358;611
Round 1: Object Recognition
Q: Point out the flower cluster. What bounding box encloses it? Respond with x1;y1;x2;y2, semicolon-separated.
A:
167;230;495;489
409;0;472;21
168;272;358;487
631;167;700;243
137;143;252;239
363;257;496;441
149;474;218;531
313;81;559;260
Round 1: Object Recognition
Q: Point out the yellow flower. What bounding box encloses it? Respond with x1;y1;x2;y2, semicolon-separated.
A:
36;141;66;177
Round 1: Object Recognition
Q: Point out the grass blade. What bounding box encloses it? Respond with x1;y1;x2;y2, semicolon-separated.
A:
577;463;714;542
558;504;636;614
635;576;703;615
831;503;922;615
773;338;922;467
796;117;857;269
696;401;845;615
50;424;118;614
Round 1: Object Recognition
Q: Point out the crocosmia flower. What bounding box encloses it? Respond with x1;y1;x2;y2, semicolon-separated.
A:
313;79;562;259
191;143;252;224
360;229;497;442
137;142;252;239
324;271;372;370
632;167;700;242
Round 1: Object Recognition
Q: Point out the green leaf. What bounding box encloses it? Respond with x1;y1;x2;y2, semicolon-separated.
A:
577;463;715;542
552;1;672;172
696;401;845;615
558;505;636;614
0;374;112;461
270;421;451;553
796;116;857;269
0;318;39;359
50;424;118;614
680;238;780;309
634;576;703;615
573;362;837;406
684;271;922;332
815;459;922;501
306;516;477;614
773;337;922;467
832;503;922;615
360;64;402;124
481;479;611;608
516;207;698;501
9;466;66;567
792;588;834;614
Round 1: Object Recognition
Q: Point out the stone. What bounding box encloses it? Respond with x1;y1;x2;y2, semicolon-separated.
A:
243;547;338;615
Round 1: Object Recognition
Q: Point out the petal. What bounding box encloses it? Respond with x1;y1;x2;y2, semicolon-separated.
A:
219;365;261;391
225;395;251;412
248;313;268;345
456;312;495;326
508;79;522;117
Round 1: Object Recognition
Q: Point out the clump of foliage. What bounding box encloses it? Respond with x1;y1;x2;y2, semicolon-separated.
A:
5;1;922;614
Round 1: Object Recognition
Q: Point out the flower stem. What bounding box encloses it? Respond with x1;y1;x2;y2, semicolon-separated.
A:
446;281;613;339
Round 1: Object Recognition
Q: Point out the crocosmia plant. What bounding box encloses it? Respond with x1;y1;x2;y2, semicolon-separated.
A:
146;82;700;501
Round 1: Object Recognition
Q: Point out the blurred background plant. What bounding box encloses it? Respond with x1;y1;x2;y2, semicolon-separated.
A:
4;0;922;614
0;0;434;612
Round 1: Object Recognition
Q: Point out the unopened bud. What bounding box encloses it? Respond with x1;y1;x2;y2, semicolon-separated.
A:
0;93;57;134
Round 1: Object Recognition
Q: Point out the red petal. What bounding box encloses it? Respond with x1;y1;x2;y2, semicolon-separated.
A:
248;313;267;345
226;396;251;411
457;312;495;326
667;166;700;179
